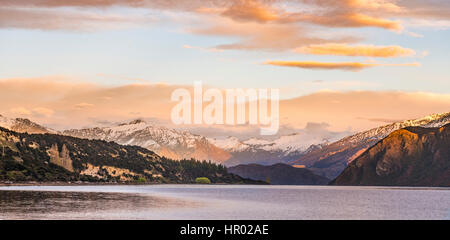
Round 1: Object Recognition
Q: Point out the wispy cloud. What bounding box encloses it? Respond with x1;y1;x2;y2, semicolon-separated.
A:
74;103;94;109
190;18;360;51
0;7;153;31
265;60;420;71
9;106;54;117
10;107;32;116
295;44;416;57
183;44;224;52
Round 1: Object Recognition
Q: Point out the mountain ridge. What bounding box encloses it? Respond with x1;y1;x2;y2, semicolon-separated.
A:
62;120;231;164
0;126;256;184
330;123;450;187
290;112;450;179
0;114;54;134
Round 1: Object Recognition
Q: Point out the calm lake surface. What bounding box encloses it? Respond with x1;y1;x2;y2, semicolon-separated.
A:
0;185;449;220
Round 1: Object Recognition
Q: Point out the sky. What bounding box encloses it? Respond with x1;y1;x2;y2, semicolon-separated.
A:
0;0;449;138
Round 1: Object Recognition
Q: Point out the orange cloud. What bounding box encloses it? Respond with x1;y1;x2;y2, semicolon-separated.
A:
288;12;402;31
347;0;404;12
265;60;420;71
10;107;32;116
221;0;279;23
74;103;94;109
32;107;54;117
192;18;360;51
295;44;416;57
348;13;402;30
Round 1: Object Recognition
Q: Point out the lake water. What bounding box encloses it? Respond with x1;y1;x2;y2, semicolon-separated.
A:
0;185;449;220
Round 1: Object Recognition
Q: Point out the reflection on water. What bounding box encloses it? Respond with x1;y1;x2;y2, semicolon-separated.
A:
0;189;198;220
0;185;449;220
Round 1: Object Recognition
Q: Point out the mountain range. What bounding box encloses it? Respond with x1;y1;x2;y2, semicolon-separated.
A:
1;112;449;185
63;120;347;167
290;112;450;179
331;124;450;187
0;126;256;184
63;120;231;163
209;132;343;166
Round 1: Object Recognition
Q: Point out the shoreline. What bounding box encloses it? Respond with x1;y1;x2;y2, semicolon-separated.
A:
1;182;449;189
0;181;159;187
0;181;267;187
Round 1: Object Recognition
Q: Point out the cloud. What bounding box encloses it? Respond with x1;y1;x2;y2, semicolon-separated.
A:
356;117;403;124
348;0;404;12
10;107;32;116
1;0;445;60
2;0;450;32
395;0;450;20
265;60;420;71
8;106;54;117
183;44;224;52
404;19;450;30
191;18;360;51
74;103;94;109
304;122;330;132
287;13;403;31
0;7;153;31
220;0;280;23
32;107;54;117
295;44;416;57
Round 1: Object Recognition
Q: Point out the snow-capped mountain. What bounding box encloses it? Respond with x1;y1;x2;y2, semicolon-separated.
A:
290;112;450;179
212;134;339;154
343;112;450;144
0;114;54;134
62;119;231;163
209;130;348;166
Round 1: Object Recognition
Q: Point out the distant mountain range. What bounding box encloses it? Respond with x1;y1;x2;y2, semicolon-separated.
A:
331;124;450;187
63;119;344;166
228;163;330;185
0;126;256;184
209;131;345;166
290;112;450;179
63;120;230;163
1;112;449;186
1;115;339;167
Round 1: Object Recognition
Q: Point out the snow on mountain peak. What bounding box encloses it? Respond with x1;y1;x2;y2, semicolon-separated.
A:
344;112;450;144
0;115;15;129
0;115;53;134
209;131;342;156
209;136;249;152
63;119;231;163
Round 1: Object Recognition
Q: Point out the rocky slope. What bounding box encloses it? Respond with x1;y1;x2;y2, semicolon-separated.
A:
330;124;450;187
0;114;53;134
63;120;230;164
290;112;450;179
228;163;330;185
0;127;255;184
